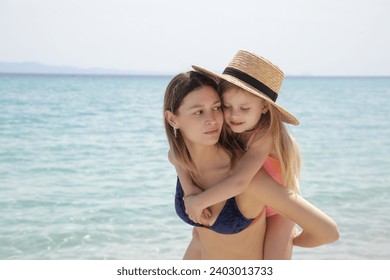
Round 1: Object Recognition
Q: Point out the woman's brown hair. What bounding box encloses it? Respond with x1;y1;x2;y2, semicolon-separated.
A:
163;71;239;172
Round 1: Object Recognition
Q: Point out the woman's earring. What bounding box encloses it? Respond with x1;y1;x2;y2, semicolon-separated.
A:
173;127;178;138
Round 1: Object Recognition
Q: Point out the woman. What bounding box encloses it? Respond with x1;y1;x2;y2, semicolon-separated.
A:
164;71;339;259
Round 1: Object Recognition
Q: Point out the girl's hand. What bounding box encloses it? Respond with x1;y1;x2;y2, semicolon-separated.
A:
183;195;210;224
201;208;212;222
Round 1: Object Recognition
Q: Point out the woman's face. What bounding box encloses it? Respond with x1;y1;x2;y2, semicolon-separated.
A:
175;86;223;146
222;87;266;133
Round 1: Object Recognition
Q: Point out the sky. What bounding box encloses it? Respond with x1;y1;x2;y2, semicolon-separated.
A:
1;0;389;76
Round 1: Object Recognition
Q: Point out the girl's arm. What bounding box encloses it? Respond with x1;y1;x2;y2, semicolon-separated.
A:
184;136;273;222
253;168;339;247
264;215;295;259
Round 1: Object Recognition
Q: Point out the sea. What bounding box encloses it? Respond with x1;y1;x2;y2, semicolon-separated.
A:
0;73;389;260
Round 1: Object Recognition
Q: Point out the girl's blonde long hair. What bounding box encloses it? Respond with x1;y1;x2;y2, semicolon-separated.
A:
218;81;301;194
263;105;301;194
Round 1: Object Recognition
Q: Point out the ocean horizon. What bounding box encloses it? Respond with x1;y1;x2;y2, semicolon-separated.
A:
1;73;389;260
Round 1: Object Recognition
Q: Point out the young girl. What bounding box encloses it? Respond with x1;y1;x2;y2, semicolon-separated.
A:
178;50;302;258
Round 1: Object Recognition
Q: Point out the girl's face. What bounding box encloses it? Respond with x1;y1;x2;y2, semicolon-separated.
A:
222;87;267;133
174;86;223;146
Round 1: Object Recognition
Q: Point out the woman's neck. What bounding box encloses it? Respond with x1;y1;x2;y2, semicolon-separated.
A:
185;141;227;171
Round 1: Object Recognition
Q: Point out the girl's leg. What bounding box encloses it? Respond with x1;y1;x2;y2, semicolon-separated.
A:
264;214;295;259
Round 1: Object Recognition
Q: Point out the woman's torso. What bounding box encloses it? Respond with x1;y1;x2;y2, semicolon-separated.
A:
190;150;267;259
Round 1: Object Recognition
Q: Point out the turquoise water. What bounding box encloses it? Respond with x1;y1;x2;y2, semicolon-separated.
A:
1;74;389;259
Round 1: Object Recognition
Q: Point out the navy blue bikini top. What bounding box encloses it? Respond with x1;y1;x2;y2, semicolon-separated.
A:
175;178;262;234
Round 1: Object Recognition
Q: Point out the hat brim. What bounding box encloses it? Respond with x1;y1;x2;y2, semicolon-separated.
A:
192;65;299;125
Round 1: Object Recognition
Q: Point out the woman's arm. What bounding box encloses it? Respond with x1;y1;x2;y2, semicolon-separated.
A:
253;169;339;247
168;150;202;197
184;137;273;221
168;150;211;222
264;215;295;259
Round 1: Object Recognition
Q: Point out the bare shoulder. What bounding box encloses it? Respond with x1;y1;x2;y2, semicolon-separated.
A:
251;131;272;147
167;149;176;165
245;133;273;162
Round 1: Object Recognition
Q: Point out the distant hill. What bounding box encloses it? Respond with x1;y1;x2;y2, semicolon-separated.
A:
0;61;136;75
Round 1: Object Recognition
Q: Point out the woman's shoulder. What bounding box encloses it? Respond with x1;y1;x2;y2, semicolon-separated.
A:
167;149;178;165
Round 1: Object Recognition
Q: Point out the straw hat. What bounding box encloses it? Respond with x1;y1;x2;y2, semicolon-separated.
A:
192;50;299;125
